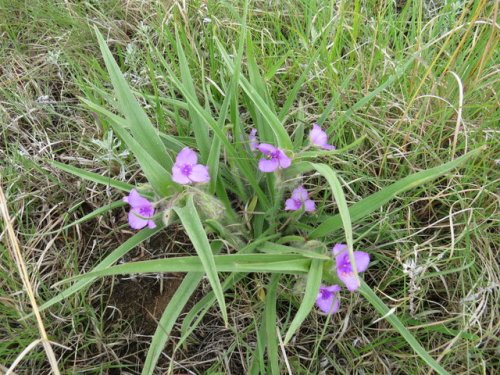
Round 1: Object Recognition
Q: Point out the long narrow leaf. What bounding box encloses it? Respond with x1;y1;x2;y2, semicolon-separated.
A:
311;163;359;280
156;54;270;207
174;196;228;325
179;235;277;341
57;254;312;283
142;272;203;375
56;201;125;233
309;148;482;238
94;28;171;169
265;274;280;375
175;32;210;160
359;282;449;375
108;119;173;196
215;39;293;150
283;259;323;344
50;160;134;192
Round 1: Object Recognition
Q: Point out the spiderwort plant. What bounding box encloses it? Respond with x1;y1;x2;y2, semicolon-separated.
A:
47;31;462;375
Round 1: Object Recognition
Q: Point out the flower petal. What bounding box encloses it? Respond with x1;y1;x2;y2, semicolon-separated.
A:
257;143;276;155
322;144;336;151
310;124;328;147
258;157;279;172
147;219;157;229
323;284;341;293
353;251;370;273
315;285;341;314
249;128;258;151
285;198;301;211
338;271;360;292
304;199;316;212
332;243;347;256
291;186;309;201
128;209;149;229
175;147;198;166
189;164;210;183
277;150;291;168
172;165;192;184
125;189;152;209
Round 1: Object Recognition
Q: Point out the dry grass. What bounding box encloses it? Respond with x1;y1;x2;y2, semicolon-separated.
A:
1;0;498;374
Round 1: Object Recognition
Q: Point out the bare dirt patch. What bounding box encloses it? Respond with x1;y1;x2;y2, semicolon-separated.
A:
108;274;184;335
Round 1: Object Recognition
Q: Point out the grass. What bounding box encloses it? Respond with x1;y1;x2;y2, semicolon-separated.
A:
1;0;498;374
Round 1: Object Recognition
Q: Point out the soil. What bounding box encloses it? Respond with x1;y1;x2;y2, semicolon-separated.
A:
105;227;195;335
108;274;184;335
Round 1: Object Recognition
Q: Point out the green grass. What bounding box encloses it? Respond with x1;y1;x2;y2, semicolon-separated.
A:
1;0;498;374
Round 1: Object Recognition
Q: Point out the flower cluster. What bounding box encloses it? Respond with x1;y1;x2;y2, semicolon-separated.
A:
121;124;366;316
315;243;370;314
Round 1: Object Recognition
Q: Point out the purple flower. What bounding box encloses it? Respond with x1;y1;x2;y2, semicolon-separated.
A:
285;185;315;212
172;147;210;185
333;244;370;291
315;284;341;314
123;189;156;230
249;128;258;151
256;143;292;172
310;124;335;150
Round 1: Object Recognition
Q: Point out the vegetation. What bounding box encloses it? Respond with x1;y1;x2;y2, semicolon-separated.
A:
1;1;498;374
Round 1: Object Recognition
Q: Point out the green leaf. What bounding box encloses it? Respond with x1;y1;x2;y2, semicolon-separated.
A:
81;96;186;155
173;196;228;325
50;160;134;192
258;242;330;260
359;282;449;375
156;54;270;207
175;31;210;160
265;274;280;375
311;163;360;281
94;28;171;169
207;18;245;195
57;254;312;282
108;118;173;196
142;272;203;375
179;235;277;342
309;148;483;238
283;259;323;344
215;38;293;150
56;201;125;233
142;238;222;375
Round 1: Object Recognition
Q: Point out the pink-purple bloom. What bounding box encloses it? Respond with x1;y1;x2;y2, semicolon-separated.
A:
249;128;258;151
285;185;315;212
333;243;370;291
310;123;335;150
172;147;210;185
256;143;292;172
123;189;156;230
315;284;341;314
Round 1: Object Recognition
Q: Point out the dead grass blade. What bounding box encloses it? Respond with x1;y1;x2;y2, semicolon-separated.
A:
0;183;61;375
